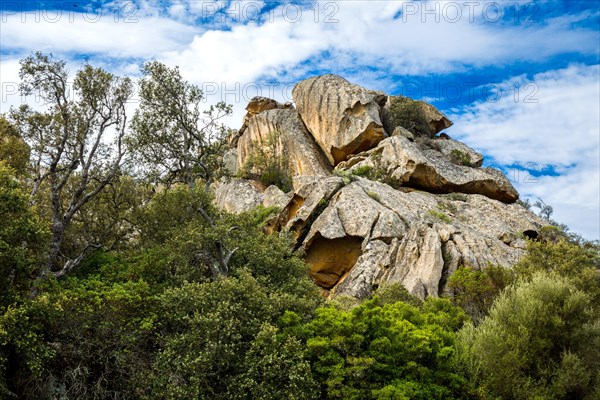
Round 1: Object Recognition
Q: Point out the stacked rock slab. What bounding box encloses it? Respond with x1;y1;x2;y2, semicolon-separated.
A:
292;74;387;165
295;178;542;299
337;135;518;203
237;108;332;179
219;74;545;300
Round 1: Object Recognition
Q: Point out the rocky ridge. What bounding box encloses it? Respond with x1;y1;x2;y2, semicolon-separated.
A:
215;74;546;299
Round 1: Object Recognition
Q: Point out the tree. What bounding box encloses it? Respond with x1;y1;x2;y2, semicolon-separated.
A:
10;52;133;277
533;198;554;221
0;163;47;309
386;97;432;137
289;297;470;399
238;130;292;192
151;271;318;399
128;61;232;189
447;265;514;323
456;273;600;400
0;117;30;175
514;235;600;305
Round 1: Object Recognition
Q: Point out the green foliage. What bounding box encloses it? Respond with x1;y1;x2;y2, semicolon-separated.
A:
449;150;472;167
428;209;452;223
12;52;134;275
352;165;375;177
386;97;432;137
1;277;156;398
129;61;232;188
232;323;319;399
0;117;30;175
375;282;423;308
366;190;381;202
151;271;318;399
456;273;600;399
514;237;600;304
290;297;469;399
333;168;353;185
438;200;458;215
239;131;292;192
349;164;402;189
0;163;48;309
447;265;514;323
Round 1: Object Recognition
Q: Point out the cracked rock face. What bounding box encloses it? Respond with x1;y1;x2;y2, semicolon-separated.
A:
237;108;332;179
212;179;292;214
337;136;519;203
233;96;293;145
218;74;545;300
289;179;544;299
292;74;387;166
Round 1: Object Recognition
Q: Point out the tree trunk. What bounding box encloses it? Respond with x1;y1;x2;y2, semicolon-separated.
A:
46;220;64;273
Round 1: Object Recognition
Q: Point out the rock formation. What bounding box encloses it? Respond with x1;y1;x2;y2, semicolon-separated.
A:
292;74;387;165
215;74;546;300
236;108;332;180
337;135;518;203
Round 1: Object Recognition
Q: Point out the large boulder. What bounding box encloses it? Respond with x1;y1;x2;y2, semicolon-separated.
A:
298;179;545;299
237;108;332;180
292;74;387;165
212;178;292;213
429;134;484;167
231;96;293;146
381;95;452;137
337;135;518;203
212;75;545;302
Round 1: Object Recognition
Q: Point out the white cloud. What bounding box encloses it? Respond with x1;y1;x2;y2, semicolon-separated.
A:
1;1;598;238
447;64;600;239
0;10;197;58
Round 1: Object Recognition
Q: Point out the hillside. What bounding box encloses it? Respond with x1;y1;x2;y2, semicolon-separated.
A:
215;74;547;299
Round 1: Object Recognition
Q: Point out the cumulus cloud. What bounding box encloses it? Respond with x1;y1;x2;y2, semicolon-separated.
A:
447;64;600;239
1;1;598;237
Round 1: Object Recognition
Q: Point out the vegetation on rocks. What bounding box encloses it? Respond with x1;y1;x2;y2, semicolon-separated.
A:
385;96;432;137
239;131;292;192
1;55;599;399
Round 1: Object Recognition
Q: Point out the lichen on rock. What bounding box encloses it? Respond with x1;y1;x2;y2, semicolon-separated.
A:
216;74;547;300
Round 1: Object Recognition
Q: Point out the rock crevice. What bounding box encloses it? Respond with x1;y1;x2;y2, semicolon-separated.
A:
215;74;546;299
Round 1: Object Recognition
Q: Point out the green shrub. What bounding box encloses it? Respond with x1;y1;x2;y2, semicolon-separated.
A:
333;168;353;185
239;131;292;192
352;165;376;178
438;200;458;214
289;297;470;399
449;150;472;167
456;273;600;400
386;97;432;137
375;282;423;307
447;265;514;323
428;209;452;223
151;271;319;399
514;237;600;305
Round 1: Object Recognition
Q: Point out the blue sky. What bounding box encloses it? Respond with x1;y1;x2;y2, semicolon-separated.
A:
1;0;599;239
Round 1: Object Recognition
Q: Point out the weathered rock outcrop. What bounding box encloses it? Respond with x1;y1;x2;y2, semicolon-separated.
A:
231;96;293;146
431;135;484;167
337;136;518;203
213;178;291;213
237;108;332;179
292;178;543;298
292;74;387;165
218;74;543;301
